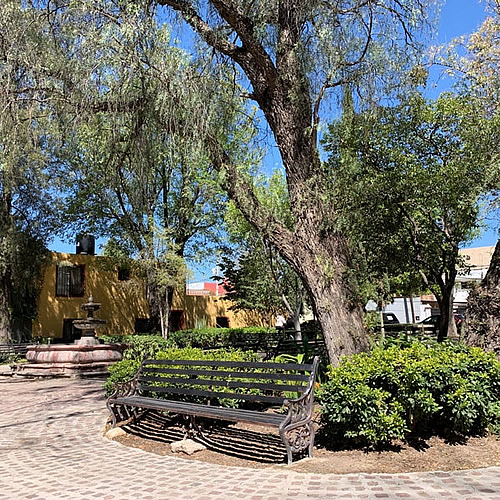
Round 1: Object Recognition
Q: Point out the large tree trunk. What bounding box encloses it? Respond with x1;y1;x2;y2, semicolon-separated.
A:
0;274;12;344
283;227;369;365
462;240;500;358
303;270;367;366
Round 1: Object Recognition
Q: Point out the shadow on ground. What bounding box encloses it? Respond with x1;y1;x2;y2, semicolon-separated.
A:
121;410;293;464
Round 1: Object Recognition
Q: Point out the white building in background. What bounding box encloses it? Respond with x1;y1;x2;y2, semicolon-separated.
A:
453;245;495;313
383;245;496;323
383;296;430;324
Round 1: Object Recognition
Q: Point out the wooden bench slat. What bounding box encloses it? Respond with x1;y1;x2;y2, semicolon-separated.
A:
137;384;294;405
116;395;286;426
137;374;308;393
141;366;311;382
143;359;313;371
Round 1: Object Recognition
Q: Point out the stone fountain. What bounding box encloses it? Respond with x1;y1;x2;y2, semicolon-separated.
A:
72;295;107;345
15;296;123;377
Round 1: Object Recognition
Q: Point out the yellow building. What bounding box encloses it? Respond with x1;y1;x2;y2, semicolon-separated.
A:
33;252;269;341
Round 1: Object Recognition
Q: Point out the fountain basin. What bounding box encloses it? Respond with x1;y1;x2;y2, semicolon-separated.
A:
14;343;124;377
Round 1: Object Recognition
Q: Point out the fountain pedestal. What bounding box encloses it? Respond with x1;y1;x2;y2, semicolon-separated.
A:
14;296;123;378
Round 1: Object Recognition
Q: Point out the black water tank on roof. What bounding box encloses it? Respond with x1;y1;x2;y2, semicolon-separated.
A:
76;234;95;255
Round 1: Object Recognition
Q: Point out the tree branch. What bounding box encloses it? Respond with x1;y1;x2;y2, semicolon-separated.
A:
156;0;277;93
206;134;297;258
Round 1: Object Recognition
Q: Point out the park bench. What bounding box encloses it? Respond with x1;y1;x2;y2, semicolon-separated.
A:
220;330;328;361
0;343;29;361
217;330;286;356
106;356;320;464
270;335;328;361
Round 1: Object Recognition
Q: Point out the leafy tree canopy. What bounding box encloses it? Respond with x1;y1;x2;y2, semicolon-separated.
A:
324;90;500;339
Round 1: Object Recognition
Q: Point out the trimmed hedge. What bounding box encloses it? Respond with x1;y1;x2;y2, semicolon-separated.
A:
111;335;173;361
167;326;274;349
318;341;500;446
101;327;277;356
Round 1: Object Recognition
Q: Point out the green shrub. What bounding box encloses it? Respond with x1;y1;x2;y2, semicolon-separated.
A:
123;335;174;360
102;327;276;354
154;346;261;363
167;326;274;349
105;358;142;395
100;334;174;360
318;341;500;447
167;328;231;348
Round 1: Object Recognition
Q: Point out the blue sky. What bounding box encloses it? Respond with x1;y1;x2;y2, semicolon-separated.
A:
438;0;486;41
50;1;497;264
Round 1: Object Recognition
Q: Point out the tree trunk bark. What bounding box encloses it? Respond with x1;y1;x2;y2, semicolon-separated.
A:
446;290;459;339
0;274;13;344
434;267;458;342
462;240;500;359
436;288;456;342
305;273;367;366
287;233;369;365
158;288;172;340
292;316;302;340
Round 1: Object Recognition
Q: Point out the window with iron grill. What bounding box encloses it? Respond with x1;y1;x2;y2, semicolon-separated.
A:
56;265;85;297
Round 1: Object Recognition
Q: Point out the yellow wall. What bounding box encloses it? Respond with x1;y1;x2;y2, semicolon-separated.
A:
33;252;269;339
175;294;270;330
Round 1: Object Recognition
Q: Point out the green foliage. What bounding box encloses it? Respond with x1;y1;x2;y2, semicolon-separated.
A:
105;359;142;396
154;346;260;365
274;353;306;364
220;173;306;321
435;2;500;112
167;326;273;349
118;335;174;361
0;4;63;341
0;352;21;365
101;327;275;358
324;91;500;338
318;341;500;447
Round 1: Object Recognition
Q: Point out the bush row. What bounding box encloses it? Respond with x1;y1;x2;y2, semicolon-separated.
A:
318;341;500;446
167;326;274;349
103;329;499;446
101;326;276;356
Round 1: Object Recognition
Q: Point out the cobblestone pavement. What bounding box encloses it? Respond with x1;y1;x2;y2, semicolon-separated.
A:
0;376;499;500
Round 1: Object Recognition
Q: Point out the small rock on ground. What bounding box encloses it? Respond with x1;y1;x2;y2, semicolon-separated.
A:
106;427;127;439
171;439;206;455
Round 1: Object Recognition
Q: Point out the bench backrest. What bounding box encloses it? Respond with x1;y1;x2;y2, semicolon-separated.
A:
272;337;327;358
0;343;29;360
137;357;319;407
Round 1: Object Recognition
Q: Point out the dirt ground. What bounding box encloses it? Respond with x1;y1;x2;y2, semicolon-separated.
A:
108;411;500;474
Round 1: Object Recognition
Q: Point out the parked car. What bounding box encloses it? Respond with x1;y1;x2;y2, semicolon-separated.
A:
419;315;440;326
381;313;415;334
418;314;464;333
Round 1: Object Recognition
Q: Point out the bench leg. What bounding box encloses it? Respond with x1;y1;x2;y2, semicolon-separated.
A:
280;422;315;465
107;402;120;428
182;415;202;439
308;422;315;459
107;404;144;429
